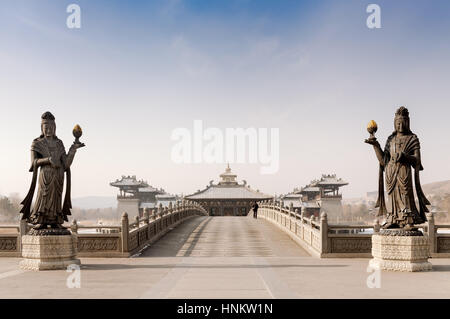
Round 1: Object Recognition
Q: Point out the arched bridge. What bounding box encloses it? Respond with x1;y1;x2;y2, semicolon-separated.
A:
0;200;449;298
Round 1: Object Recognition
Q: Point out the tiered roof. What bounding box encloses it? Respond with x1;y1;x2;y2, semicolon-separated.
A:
186;165;272;201
111;175;164;194
293;174;348;195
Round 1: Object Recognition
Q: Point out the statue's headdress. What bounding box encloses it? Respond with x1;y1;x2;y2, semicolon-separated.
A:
395;106;409;119
393;106;411;134
41;111;55;123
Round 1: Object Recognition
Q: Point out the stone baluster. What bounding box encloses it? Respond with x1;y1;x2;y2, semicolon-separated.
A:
121;212;129;253
373;219;380;233
70;219;78;234
135;215;140;229
320;212;329;254
19;218;28;237
426;212;436;255
144;208;150;225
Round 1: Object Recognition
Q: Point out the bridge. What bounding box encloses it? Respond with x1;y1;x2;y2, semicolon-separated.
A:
0;200;450;298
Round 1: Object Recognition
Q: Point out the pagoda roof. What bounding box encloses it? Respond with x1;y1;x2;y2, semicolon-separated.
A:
282;193;302;199
302;201;320;208
296;186;321;193
186;184;272;200
139;186;164;194
186;165;272;200
110;175;148;188
311;174;348;187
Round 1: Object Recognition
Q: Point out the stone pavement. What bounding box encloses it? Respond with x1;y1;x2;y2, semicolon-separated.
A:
0;216;449;298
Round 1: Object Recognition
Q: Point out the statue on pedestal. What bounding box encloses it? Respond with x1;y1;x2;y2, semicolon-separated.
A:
365;106;430;230
20;112;85;235
19;111;85;270
365;107;432;272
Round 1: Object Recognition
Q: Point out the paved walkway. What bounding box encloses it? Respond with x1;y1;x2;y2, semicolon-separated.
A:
0;216;449;298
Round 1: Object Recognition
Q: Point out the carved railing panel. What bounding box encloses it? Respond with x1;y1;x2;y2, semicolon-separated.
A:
0;237;17;251
78;236;120;252
330;237;372;254
129;231;138;251
437;237;450;253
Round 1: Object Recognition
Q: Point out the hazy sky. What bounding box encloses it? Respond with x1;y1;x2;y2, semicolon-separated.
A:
0;0;449;199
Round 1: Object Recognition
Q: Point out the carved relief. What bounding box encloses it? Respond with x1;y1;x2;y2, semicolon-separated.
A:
78;237;119;251
331;238;372;253
0;238;17;251
129;233;138;251
437;238;450;253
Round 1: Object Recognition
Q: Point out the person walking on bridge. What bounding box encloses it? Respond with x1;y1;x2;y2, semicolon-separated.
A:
252;201;259;219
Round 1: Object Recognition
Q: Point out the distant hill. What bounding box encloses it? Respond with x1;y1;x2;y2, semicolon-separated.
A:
422;180;450;196
72;196;116;209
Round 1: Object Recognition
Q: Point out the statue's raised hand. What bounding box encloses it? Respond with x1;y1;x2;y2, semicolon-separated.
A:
364;137;380;147
70;143;85;152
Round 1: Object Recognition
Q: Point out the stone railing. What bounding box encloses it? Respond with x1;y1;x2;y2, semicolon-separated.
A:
0;225;21;257
258;200;450;258
0;200;207;258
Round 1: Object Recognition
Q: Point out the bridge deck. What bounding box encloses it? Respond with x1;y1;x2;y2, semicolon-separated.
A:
141;216;310;258
0;216;449;298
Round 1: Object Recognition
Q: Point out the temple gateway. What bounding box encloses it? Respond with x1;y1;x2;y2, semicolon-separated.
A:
186;165;273;216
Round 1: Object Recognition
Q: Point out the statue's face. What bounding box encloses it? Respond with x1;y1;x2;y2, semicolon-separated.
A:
394;117;409;133
42;121;56;138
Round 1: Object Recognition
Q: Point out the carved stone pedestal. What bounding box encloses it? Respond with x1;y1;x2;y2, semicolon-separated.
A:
369;230;432;272
19;235;80;271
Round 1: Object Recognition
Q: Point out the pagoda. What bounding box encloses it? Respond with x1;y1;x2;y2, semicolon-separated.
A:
185;165;272;216
283;174;348;220
110;175;175;219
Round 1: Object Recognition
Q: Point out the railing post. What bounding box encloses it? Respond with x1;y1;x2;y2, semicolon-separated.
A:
19;218;28;237
121;212;129;253
168;202;173;224
19;218;28;252
373;219;380;233
426;212;436;255
70;219;78;234
135;215;140;229
320;212;329;254
288;203;293;229
144;208;150;225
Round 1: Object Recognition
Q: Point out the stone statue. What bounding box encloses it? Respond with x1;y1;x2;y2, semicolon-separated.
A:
20;112;85;235
365;106;430;230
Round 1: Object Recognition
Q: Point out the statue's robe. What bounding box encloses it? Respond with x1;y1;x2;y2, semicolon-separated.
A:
375;132;430;226
20;137;72;224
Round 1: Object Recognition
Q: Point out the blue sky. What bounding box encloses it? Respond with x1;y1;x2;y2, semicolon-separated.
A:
0;0;449;199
